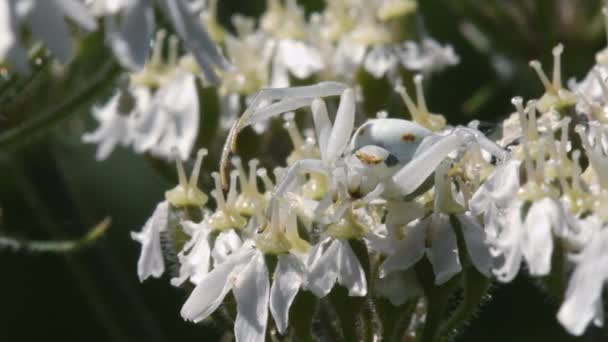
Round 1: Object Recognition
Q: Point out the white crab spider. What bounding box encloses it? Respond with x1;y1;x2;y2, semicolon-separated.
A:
220;81;507;203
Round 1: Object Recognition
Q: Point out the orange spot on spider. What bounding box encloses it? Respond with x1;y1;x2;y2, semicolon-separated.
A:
355;151;383;164
402;133;416;142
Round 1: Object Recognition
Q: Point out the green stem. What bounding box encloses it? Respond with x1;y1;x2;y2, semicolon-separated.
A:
0;217;110;253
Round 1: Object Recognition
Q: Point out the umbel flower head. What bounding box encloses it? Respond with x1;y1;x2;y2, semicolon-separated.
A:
123;3;608;341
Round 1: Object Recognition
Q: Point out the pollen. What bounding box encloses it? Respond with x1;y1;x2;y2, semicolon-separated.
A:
356;150;383;164
402;133;416;142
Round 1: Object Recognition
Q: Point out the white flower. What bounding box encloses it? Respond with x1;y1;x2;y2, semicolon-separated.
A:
379;159;492;284
270;38;324;88
379;212;491;285
557;221;608;336
304;235;367;297
82;87;151;161
102;0;155;71
170;218;212;286
181;241;270;342
132;72;200;160
2;0;97;69
130;201;169;281
398;38;459;74
469;159;521;240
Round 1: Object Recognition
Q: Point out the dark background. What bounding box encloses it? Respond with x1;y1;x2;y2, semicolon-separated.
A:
0;0;606;341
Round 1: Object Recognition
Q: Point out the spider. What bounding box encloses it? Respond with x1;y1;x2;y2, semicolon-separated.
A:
219;80;507;205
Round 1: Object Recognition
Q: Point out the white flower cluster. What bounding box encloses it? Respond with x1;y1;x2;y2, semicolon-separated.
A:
79;0;458;160
131;8;608;340
131;73;506;340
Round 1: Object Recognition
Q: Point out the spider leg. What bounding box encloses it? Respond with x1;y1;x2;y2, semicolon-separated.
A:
457;126;509;160
219;82;348;187
266;159;327;217
392;129;475;197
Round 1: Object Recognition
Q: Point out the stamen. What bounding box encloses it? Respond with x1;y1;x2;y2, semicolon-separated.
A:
535;137;546;183
211;172;227;210
248;159;260;192
283;112;304;149
152;30;167;66
189;148;208;187
576;124;608;188
512;97;535;181
395;82;420;121
526;100;539;141
257;168;275;192
168;35;179;67
172;147;188;188
414;74;429;114
231;156;248;192
593;68;608;102
559;117;571;160
552;44;564;89
395;75;445;131
571;150;582;192
227;170;239;205
529;60;554;93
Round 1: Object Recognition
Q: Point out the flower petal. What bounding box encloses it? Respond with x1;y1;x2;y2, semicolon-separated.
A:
521;200;554;276
105;1;154;71
270;254;305;335
305;238;339;298
234;252;269;342
379;219;426;278
130;201;169;281
558;229;608;335
457;213;492;277
427;214;461;285
336;240;367;296
376;269;422;306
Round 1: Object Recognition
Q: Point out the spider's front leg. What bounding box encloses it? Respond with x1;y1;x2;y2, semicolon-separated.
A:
392;127;507;197
219;82;349;186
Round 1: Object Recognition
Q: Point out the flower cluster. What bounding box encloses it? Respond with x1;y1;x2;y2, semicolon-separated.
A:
131;72;504;340
80;0;458;160
130;7;608;340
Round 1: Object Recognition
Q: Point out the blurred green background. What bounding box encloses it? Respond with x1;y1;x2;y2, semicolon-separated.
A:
0;0;607;341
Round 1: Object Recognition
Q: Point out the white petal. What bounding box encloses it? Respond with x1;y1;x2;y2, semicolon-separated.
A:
557;229;608;335
427;214;461;285
364;45;398;78
130;201;169;281
493;202;524;282
234;252;269;342
325;89;355;165
105;1;154;71
161;0;227;83
521;201;554;276
270;254;305;335
305;238;340;298
457;213;492;277
180;249;252;322
212;230;243;265
379;219;426;278
311;99;331;161
336;240;367;296
276;39;323;79
28;2;73;62
171;220;212;286
0;0;17;61
469;159;521;215
376;270;422;306
150;73;200;160
54;0;97;31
